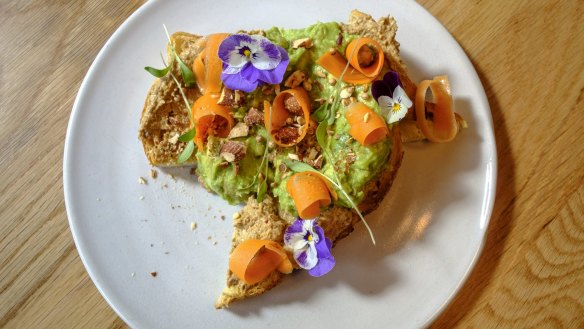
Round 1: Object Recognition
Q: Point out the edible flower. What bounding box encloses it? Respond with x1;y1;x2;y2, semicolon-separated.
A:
284;218;335;277
218;34;289;92
371;71;412;124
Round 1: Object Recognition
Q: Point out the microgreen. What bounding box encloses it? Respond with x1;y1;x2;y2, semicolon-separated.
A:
177;140;195;164
283;159;376;245
144;65;171;78
243;105;273;202
178;127;196;142
163;24;196;88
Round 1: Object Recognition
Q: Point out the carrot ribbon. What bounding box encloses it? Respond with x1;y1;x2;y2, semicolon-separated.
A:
345;102;389;146
316;38;384;85
415;75;458;142
286;172;335;219
265;87;311;147
229;239;293;285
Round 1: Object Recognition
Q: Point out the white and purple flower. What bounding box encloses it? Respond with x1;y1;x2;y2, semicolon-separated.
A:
372;71;412;124
284;218;335;277
218;34;289;93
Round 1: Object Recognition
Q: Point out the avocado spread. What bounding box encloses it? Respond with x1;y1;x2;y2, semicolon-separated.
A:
196;21;392;214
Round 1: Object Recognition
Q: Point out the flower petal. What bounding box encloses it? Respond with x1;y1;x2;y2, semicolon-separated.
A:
221;71;258;92
256;46;289;85
250;35;281;70
371;80;391;102
383;70;402;92
377;95;393;117
295;243;318;270
308;227;335;276
393;85;412;109
284;218;305;244
218;34;254;67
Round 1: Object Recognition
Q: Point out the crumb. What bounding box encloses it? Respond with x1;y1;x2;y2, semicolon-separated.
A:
150;169;158;179
190;222;197;231
138;177;147;185
96;197;101;201
194;241;199;245
161;183;168;189
139;196;145;200
168;174;176;181
220;215;225;220
164;251;170;255
150;243;154;247
213;241;218;245
207;236;212;240
131;272;135;277
232;212;241;220
150;272;157;277
207;205;212;211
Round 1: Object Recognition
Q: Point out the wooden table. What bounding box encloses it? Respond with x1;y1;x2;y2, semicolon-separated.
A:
1;0;582;328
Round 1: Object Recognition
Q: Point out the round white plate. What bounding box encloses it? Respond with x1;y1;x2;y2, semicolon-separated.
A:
64;0;496;328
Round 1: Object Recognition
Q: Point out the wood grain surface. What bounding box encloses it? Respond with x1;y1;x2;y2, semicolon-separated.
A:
0;0;582;328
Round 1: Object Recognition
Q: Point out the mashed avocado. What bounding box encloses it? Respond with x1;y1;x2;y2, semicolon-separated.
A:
196;21;391;212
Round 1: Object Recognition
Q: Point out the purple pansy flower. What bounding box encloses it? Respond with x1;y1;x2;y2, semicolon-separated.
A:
284;218;335;277
371;71;412;124
218;34;289;93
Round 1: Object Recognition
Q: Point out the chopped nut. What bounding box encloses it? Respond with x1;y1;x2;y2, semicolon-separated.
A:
336;32;343;46
284;70;306;88
315;70;326;78
139;195;145;200
360;92;370;100
273;126;300;145
255;135;264;143
296;116;305;125
340;87;354;99
262;85;274;95
220;141;247;162
283;94;303;115
364;112;370;123
190;222;197;231
279;163;288;173
274;84;281;95
327;129;334;136
342;98;351;106
287;153;300;161
313;155;324;169
292;37;313;49
362;84;370;92
138;177;147;185
346;152;357;164
357;44;376;67
308;148;319;160
328;77;337;86
150;272;157;277
232;212;241;220
217;88;245;108
302;79;312;91
244;107;264;125
328;48;337;55
150;169;158;179
227;122;249;139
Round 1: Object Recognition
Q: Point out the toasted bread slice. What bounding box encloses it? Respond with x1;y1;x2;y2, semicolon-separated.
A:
138;33;204;166
216;127;403;308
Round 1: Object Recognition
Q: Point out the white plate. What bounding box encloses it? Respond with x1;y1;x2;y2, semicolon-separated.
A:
64;0;496;328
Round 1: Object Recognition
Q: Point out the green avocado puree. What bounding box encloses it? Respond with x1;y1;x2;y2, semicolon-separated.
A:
195;21;392;213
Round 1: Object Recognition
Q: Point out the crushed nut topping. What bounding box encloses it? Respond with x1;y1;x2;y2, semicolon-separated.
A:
336;32;343;46
283;94;303;115
227;122;249;139
340;86;355;99
287;153;300;161
220;141;247;163
217;88;245;108
357;44;377;67
284;70;306;88
244;107;264;126
273;126;301;145
292;38;313;49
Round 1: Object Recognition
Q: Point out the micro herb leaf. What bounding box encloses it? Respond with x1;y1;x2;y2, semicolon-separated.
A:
283;159;318;173
144;65;171;78
177;140;195;164
178;127;196;142
316;121;329;151
312;103;329;123
257;180;267;203
175;53;196;88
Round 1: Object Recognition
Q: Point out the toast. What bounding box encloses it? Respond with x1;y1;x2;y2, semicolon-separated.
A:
139;10;427;309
